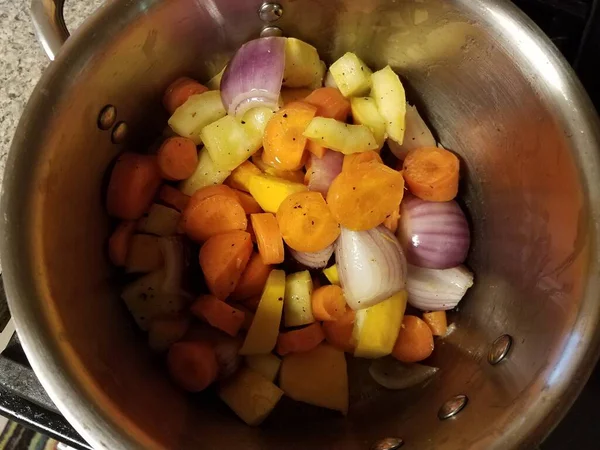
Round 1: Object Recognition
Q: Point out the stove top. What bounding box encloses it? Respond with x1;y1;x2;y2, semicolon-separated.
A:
1;1;599;448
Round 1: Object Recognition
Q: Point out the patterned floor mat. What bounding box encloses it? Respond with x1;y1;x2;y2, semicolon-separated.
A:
0;421;58;450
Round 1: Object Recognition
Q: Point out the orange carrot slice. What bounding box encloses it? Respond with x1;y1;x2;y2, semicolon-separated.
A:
304;87;350;121
234;190;263;215
250;213;285;265
108;221;136;266
323;308;356;353
191;295;246;337
230;252;272;301
158;185;191;212
276;323;325;356
306;140;327;159
382;205;400;234
157;137;198;181
422;311;448;336
163;77;209;115
392;315;434;363
342;150;383;171
182;195;247;242
311;285;346;321
402;147;459;202
167;341;219;392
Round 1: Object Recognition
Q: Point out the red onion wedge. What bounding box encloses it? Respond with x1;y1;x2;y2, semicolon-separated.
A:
398;195;470;269
388;103;436;160
369;357;439;390
406;264;474;311
289;243;335;269
307;150;344;196
336;225;407;310
220;37;285;117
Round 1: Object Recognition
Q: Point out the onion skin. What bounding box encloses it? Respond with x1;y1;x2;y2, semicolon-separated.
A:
307;151;344;196
289;244;335;269
406;264;474;311
398;195;470;269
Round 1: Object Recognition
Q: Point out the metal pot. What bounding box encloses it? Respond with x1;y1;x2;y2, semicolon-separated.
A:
2;0;600;448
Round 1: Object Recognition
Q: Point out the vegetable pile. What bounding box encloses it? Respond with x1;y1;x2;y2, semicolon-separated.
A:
105;36;474;426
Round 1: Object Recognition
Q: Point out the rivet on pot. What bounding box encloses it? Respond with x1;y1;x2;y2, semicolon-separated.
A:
258;3;283;23
111;121;128;144
97;105;117;130
371;437;404;450
260;26;283;37
488;334;513;365
438;394;468;420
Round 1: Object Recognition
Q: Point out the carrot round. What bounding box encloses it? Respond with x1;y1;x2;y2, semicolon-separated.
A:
306;140;327;159
191;295;246;337
252;152;306;184
250;213;285;264
106;153;162;220
311;285;346;321
163;77;209;115
422;311;448;336
158;185;191;212
157;137;198;181
276;191;340;253
234;190;263;215
342;150;383;171
323;308;356;352
262;101;317;171
182;195;247;242
392;315;435;363
402;147;460;201
276;323;325;356
326;160;405;231
108;221;136;266
199;231;253;299
190;184;239;204
304;87;350;121
230;252;272;301
167;341;219;392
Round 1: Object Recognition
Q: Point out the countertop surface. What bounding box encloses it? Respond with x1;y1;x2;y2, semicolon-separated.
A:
0;0;103;188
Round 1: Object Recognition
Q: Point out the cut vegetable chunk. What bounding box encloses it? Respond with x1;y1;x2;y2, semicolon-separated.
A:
137;204;181;237
191;295;246;337
248;173;308;213
108;221;136;267
158;185;190;212
388;103;436;159
323;264;340;286
226;161;261;192
168;341;218;392
245;354;281;382
230;252;272;302
402;146;459;201
371;66;407;143
163;77;209;115
179;148;231;195
284;271;315;327
125;234;163;273
342;150;383;172
251;213;285;265
323;308;356;353
182;194;247;242
277;323;325;356
423;311;448;336
283;38;323;88
235;190;263;214
168;90;226;145
157;137;199;181
303;117;378;154
329;52;372;97
252;152;305;183
304;87;350;121
189;184;239;204
311;285;346;321
350;96;387;148
392;315;434;362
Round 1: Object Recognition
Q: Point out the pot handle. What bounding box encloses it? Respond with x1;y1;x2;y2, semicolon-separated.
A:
30;0;69;61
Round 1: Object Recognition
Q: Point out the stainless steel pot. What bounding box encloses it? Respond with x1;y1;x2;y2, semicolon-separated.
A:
2;0;600;448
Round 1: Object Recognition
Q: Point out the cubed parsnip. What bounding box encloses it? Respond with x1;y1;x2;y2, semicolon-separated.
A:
239;270;286;355
280;344;348;414
168;90;226;144
200;116;258;172
283;38;322;88
323;264;340;286
245;354;282;382
219;367;284;426
248;174;308;213
303;117;378;154
329;52;372;97
284;271;315;327
240;107;275;145
371;66;407;143
226;161;262;192
179;148;231;195
351;97;387;149
353;291;407;359
125;234;163;273
206;65;227;90
136;204;181;236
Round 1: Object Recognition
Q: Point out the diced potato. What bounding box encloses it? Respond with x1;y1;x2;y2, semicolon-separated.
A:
280;344;348;414
245;354;281;382
179;148;231;195
284;271;315;327
351;97;387;149
308;60;327;90
121;270;186;330
219;367;284;426
168;90;226;145
206;65;227;90
323;264;340;286
303;117;378;155
283;38;322;88
329;52;372;97
148;316;190;352
239;270;286;355
226;161;262;193
353;291;407;358
136;204;181;236
240;107;275;146
371;66;406;144
125;234;163;273
248;174;308;213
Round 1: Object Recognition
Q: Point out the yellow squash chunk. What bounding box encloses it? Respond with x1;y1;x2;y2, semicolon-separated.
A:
219;367;284;426
245;354;282;382
283;38;323;88
329;52;373;97
226;161;262;192
239;270;286;355
303;117;378;155
371;66;406;144
284;271;315;327
280;344;349;414
136;204;181;236
353;291;407;358
323;264;340;286
168;90;226;145
248;174;308;213
179;148;231;195
350;96;387;149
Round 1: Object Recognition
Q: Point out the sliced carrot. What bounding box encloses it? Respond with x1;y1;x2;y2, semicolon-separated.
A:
106;153;162;220
281;88;313;105
191;295;246;337
250;213;285;265
230;252;272;301
182;194;247;242
262;101;317;171
342;150;383;172
163;77;209;115
252;152;306;184
323;308;356;352
402;147;460;201
158;185;191;212
199;231;253;299
190;184;239;204
306;140;327;159
108;221;136;266
311;285;346;321
304;87;350;121
326;160;405;231
225;161;262;192
167;341;219;392
392;315;435;363
383;205;400;234
246;218;257;243
422;311;448;336
157;137;198;181
276;191;340;253
276;323;325;356
234;190;263;215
